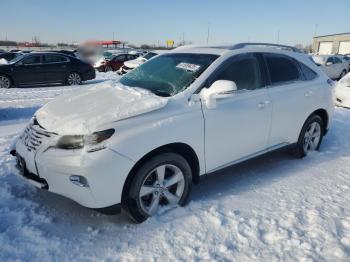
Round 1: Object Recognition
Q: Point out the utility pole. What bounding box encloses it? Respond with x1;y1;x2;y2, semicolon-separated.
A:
206;23;210;44
314;24;318;36
182;32;185;45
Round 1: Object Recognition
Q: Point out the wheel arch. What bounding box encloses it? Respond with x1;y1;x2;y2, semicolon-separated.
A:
121;142;200;206
309;108;329;135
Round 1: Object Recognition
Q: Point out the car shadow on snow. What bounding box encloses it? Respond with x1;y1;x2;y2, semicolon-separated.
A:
0;106;40;122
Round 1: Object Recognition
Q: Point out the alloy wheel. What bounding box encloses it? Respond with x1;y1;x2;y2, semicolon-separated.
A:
303;121;321;153
67;73;81;85
138;164;185;216
0;75;11;89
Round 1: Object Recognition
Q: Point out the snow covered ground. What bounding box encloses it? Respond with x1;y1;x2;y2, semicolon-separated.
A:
1;72;350;261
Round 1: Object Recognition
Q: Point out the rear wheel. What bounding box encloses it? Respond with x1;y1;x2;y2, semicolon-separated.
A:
66;72;82;85
0;75;11;89
293;115;324;158
124;153;192;223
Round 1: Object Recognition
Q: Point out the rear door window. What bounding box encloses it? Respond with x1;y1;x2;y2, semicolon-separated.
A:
44;54;69;63
264;54;301;84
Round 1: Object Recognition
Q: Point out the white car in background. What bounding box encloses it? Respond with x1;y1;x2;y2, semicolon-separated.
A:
117;51;165;75
12;43;334;223
312;55;348;80
335;72;350;108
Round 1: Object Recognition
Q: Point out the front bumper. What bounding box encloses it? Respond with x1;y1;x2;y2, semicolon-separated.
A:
14;126;135;210
82;68;96;81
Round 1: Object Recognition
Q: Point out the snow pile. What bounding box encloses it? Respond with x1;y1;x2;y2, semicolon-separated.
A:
36;80;168;134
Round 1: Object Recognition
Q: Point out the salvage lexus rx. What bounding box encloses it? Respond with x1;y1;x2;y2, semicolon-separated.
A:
11;43;334;222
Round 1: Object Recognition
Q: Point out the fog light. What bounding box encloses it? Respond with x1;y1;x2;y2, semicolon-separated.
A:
69;175;89;187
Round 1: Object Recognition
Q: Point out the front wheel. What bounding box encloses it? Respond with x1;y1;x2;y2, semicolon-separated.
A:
293;115;324;158
0;75;11;89
66;72;82;85
124;153;192;223
105;65;113;72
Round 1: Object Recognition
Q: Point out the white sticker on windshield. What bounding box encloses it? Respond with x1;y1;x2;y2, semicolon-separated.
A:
176;62;201;72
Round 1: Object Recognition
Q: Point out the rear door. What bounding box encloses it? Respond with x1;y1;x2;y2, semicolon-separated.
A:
263;53;319;146
113;54;127;70
13;54;44;84
202;53;272;172
43;54;70;82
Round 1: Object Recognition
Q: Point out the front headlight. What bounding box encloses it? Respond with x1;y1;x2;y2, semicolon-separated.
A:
56;129;115;152
56;135;84;150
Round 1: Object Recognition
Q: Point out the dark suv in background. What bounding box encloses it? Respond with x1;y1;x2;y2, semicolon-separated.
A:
0;52;95;88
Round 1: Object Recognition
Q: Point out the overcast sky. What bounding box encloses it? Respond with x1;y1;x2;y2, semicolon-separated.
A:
1;0;349;46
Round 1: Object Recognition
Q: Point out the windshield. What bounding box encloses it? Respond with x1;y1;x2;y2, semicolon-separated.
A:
120;53;218;96
9;53;25;63
312;56;326;65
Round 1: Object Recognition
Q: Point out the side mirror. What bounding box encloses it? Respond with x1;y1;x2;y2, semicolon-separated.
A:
200;80;237;109
325;61;333;66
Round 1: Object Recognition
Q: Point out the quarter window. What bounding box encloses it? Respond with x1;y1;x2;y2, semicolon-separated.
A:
22;55;41;65
265;54;300;84
214;55;263;90
299;63;317;81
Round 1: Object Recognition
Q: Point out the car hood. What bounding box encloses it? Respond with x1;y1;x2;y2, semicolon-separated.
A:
35;81;168;135
124;58;144;69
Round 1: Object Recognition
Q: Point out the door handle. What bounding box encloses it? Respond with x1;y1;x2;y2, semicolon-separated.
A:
257;100;270;109
305;91;313;97
258;102;266;109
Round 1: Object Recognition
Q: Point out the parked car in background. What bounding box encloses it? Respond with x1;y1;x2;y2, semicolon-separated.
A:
117;51;161;75
94;53;138;72
335;72;350;108
0;52;95;88
0;49;5;53
342;54;350;70
11;43;334;222
312;55;348;80
0;52;23;62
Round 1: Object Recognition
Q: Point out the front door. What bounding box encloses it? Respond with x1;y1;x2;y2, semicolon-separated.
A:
202;53;272;172
14;54;44;85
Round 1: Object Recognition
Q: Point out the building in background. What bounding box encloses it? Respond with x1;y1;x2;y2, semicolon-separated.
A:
313;33;350;55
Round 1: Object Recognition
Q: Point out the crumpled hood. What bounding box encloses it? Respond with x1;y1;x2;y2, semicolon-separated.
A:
36;81;168;135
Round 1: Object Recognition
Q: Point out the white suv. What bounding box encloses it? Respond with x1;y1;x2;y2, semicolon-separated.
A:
12;43;334;222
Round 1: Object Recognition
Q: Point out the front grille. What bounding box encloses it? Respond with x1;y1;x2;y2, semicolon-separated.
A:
21;121;52;152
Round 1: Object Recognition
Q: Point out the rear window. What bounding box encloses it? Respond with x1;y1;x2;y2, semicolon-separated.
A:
265;54;300;84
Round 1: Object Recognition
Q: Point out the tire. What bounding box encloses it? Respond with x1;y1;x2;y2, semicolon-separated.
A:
339;70;346;80
105;66;113;72
124;153;192;223
66;72;82;85
0;75;11;89
293;115;324;158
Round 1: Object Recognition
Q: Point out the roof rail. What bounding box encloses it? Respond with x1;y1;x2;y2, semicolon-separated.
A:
230;43;301;52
